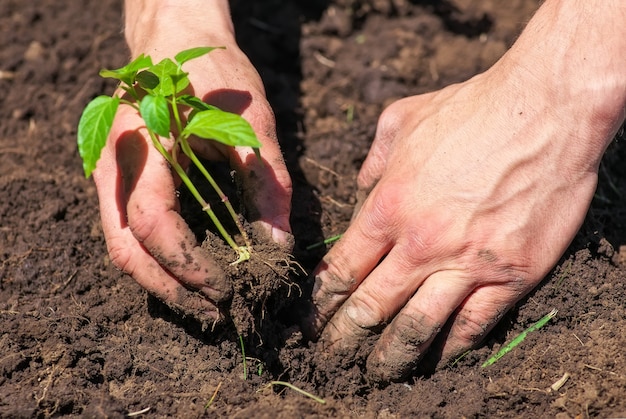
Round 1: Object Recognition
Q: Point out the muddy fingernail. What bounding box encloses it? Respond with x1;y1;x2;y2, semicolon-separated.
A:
272;226;294;248
200;284;231;302
366;348;414;384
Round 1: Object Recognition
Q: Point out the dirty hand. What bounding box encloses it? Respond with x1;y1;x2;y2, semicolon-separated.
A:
305;0;625;383
93;1;292;319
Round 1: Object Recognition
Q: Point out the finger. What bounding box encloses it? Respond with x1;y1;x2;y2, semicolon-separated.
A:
316;244;432;357
351;105;403;221
117;129;232;302
188;96;293;247
365;271;474;383
356;99;411;193
436;281;531;363
93;141;221;319
358;121;394;193
230;130;293;246
304;188;397;338
230;102;293;246
104;225;222;320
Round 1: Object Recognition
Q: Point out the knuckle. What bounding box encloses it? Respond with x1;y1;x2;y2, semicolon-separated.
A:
467;247;535;287
317;256;358;296
356;168;378;192
391;309;442;348
344;292;388;329
309;264;356;323
322;296;382;348
377;100;407;135
107;239;135;275
366;308;441;383
128;207;162;244
451;310;493;345
396;231;432;271
397;213;456;267
356;188;400;235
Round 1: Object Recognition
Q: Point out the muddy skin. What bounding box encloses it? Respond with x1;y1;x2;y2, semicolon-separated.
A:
167;286;223;329
366;312;442;384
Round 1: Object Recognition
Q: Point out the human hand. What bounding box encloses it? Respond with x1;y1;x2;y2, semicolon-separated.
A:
305;0;625;382
306;78;607;381
92;1;292;320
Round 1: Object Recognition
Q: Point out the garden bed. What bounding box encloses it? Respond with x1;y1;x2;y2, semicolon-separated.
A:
1;0;625;417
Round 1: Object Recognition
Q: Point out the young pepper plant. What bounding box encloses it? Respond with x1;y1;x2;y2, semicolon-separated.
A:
77;47;261;263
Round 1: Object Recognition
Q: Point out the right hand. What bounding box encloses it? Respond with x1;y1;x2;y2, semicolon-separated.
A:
305;71;604;380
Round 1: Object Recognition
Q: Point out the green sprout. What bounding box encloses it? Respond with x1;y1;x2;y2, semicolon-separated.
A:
239;334;248;380
482;308;558;367
305;233;343;250
77;47;260;263
204;381;222;409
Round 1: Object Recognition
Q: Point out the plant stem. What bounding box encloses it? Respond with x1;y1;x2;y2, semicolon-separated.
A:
170;93;184;135
179;138;252;249
239;335;248;381
122;85;140;102
146;130;242;254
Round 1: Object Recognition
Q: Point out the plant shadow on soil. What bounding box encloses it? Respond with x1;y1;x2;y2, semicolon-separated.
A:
1;0;626;417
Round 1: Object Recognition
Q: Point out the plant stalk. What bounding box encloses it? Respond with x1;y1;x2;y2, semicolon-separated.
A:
146;130;242;254
179;138;252;249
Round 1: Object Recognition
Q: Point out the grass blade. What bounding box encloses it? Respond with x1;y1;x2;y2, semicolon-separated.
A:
482;308;558;367
262;381;326;404
239;335;248;380
306;234;343;250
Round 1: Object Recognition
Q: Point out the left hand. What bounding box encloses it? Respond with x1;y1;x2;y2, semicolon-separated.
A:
94;4;293;318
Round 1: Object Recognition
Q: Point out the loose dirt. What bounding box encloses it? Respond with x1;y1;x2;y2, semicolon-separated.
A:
1;0;625;417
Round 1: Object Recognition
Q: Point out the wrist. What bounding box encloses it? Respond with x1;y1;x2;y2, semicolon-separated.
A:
124;0;236;59
491;0;625;160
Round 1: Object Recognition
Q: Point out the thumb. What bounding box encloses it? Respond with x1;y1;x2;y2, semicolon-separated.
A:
230;103;293;248
353;101;405;219
190;88;293;247
233;134;293;247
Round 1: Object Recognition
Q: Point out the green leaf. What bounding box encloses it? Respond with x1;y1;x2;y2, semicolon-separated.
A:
126;54;153;74
178;95;219;112
77;95;120;178
99;54;152;86
139;95;171;137
171;72;191;94
148;58;190;96
178;95;218;124
135;70;160;90
174;46;223;66
182;109;261;148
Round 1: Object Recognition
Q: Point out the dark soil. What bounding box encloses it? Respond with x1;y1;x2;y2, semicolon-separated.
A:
1;0;625;417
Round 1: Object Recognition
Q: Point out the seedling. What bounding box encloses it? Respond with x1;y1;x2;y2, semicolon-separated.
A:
204;381;222;409
77;47;261;263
